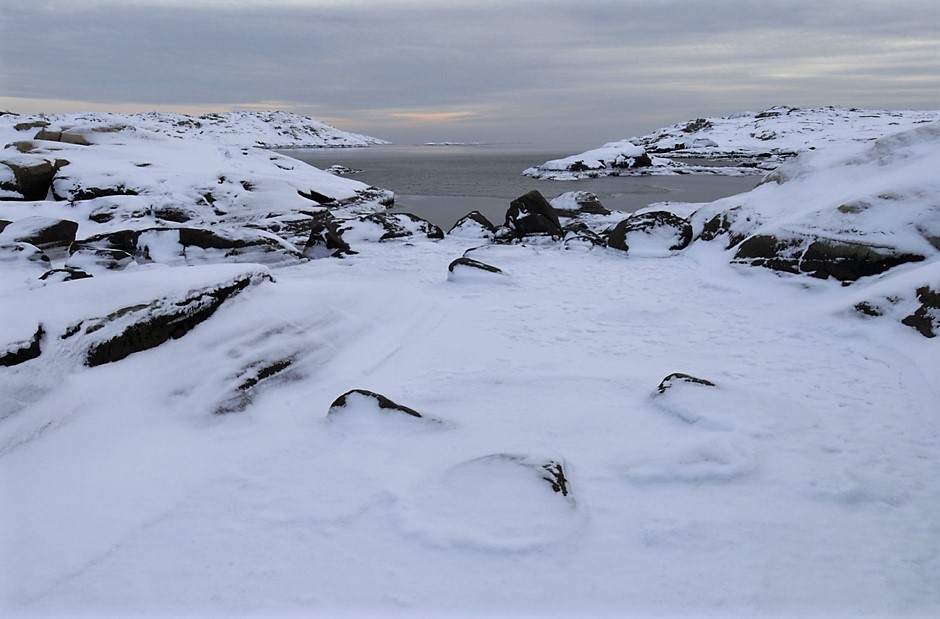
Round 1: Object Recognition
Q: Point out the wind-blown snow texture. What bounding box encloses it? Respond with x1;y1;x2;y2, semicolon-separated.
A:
525;106;940;179
1;112;939;618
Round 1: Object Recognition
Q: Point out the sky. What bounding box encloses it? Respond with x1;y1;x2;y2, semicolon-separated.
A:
0;0;938;146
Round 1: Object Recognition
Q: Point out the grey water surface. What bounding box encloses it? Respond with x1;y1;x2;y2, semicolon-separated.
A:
285;144;759;229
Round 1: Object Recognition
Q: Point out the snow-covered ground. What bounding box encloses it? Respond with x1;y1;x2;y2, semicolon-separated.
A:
1;113;939;617
525;106;940;179
0;110;388;149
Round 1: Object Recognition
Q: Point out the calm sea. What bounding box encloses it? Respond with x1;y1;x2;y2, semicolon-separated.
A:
285;144;759;229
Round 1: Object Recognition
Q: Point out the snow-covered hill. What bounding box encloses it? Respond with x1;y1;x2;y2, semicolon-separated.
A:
1;116;938;617
0;110;389;149
525;106;940;179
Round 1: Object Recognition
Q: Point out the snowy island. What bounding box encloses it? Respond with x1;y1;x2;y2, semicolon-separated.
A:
1;109;938;617
524;105;940;178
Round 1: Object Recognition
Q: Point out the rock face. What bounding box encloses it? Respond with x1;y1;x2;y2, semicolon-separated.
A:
732;235;925;281
504;190;563;239
327;389;425;419
607;211;693;254
448;256;502;274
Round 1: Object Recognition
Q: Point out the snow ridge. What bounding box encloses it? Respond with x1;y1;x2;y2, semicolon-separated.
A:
0;110;389;149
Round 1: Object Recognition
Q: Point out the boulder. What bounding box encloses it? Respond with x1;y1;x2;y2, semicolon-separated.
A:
448;256;502;274
327;389;425;419
607;211;693;254
0;158;56;200
656;373;716;394
0;216;79;250
504;190;563;239
448;210;497;239
550;191;610;217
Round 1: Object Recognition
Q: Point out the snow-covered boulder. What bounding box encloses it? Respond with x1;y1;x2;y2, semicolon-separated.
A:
0;216;78;250
0;155;59;200
336;212;444;244
606;211;693;256
550;191;611;218
447;210;497;240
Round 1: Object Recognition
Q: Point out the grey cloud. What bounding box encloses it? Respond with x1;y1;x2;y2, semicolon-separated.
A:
0;0;937;143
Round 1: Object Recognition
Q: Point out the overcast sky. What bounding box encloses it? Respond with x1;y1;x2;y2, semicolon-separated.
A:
1;0;937;146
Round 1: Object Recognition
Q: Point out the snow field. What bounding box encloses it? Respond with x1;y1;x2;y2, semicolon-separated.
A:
2;235;937;616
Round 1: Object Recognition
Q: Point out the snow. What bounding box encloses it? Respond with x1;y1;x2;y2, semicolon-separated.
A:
526;106;940;179
0;110;389;149
1;113;939;618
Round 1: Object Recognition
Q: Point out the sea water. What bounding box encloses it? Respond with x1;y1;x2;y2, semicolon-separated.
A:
285;144;759;229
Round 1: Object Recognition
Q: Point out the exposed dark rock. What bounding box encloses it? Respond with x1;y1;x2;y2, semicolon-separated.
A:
0;217;79;249
39;267;93;282
0;220;9;234
901;286;940;338
152;205;194;223
504;190;563;239
216;357;296;414
854;301;883;317
327;389;424;418
732;234;804;274
541;461;570;496
610;152;654;169
0;325;44;367
71;229;140;255
800;240;924;282
682;118;713;133
303;211;354;258
657;373;717;394
552;192;610;217
0;159;56;200
84;272;267;366
448;256;502;274
297;188;336;205
607;211;693;253
697;207;749;247
14;120;49;132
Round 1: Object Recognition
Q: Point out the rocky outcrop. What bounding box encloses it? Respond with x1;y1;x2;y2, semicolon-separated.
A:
81;270;269;366
607;211;693;254
503;190;563;239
